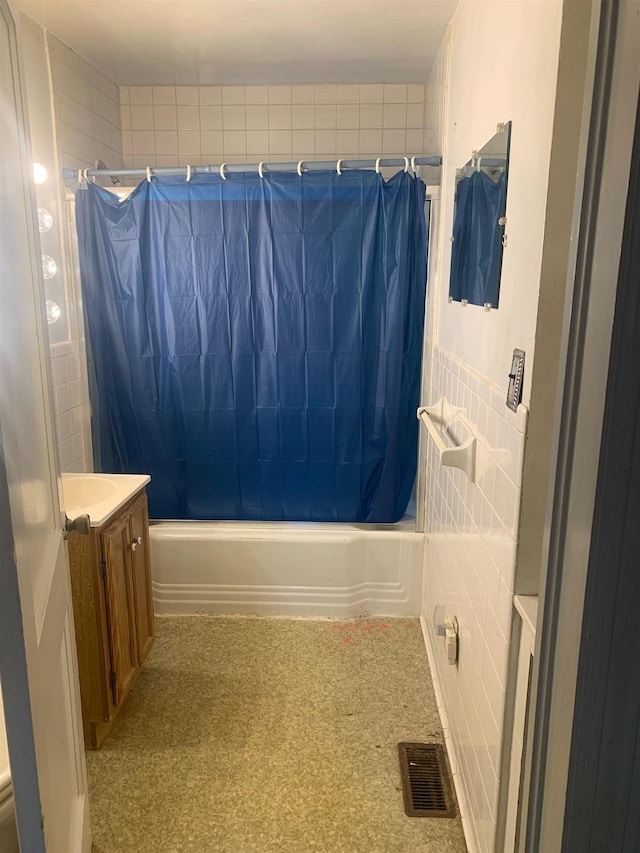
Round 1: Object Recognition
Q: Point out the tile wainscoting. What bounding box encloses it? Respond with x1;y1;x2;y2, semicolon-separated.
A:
422;345;527;853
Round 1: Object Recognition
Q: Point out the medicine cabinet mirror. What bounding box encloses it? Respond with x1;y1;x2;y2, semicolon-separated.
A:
448;120;512;309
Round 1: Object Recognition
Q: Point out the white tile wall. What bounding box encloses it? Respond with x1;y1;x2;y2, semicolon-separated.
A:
42;31;120;471
51;341;92;473
120;84;426;167
46;32;123;172
422;346;527;853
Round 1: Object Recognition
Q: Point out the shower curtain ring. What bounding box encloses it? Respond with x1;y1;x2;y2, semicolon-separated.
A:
258;162;265;178
411;155;419;175
336;159;343;176
375;157;381;174
146;165;152;183
297;160;304;176
220;163;227;180
403;157;409;173
83;168;90;182
77;169;83;183
186;164;192;182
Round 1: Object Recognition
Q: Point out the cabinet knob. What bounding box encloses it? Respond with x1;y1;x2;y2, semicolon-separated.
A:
131;542;137;551
136;536;143;545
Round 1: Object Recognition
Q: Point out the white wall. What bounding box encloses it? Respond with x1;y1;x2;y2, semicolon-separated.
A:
421;2;564;852
436;2;563;402
120;83;427;167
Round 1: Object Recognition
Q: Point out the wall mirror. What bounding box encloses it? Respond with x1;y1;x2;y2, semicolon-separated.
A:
448;120;512;309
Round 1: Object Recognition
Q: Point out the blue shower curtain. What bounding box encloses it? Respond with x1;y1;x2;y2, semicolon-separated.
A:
76;170;427;522
449;169;506;307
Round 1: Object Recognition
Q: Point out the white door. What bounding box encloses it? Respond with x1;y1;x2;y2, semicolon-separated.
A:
0;2;90;851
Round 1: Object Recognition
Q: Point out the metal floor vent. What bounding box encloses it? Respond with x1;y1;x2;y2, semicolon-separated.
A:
398;743;456;818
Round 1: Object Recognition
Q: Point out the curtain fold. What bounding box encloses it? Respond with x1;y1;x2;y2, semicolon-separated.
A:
76;170;427;522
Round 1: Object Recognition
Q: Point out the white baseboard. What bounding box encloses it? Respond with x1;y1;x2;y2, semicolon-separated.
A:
420;614;478;853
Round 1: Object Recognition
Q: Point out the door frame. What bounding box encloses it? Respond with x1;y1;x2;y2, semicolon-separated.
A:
524;0;640;848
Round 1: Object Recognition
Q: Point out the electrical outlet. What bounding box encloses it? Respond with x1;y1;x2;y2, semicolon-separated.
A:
507;349;525;412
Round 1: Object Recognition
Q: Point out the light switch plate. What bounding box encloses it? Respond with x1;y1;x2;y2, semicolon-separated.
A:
507;349;525;412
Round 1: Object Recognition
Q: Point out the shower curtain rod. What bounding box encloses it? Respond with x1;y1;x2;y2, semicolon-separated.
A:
62;155;441;181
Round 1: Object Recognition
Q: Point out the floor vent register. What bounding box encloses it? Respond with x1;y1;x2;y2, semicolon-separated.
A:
398;743;457;818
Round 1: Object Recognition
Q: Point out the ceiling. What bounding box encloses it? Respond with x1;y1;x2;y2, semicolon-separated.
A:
19;0;458;86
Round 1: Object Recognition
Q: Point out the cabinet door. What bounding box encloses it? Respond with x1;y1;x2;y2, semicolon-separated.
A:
101;512;139;707
128;492;155;663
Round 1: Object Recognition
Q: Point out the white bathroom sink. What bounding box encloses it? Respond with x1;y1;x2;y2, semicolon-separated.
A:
62;475;118;512
62;473;151;527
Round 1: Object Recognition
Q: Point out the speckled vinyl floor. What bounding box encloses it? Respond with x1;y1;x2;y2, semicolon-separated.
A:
87;615;467;853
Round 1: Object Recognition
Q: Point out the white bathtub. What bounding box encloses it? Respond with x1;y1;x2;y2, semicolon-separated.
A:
149;520;424;617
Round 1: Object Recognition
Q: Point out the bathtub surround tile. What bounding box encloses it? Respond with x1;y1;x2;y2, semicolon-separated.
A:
222;104;246;130
268;104;292;130
314;104;337;129
153;104;177;131
268;85;291;104
177;104;200;130
130;85;152;105
337;84;360;104
422;345;527;853
200;105;223;131
120;82;431;168
244;85;268;105
407;83;426;103
152;86;175;105
314;129;336;155
268;129;291;155
383;103;407;129
199;87;222;105
384;83;408;103
245;105;269;129
154;131;178;157
132;130;155;156
86;615;467;852
292;129;315;155
337;104;359;129
246;130;270;155
221;130;244;156
176;86;199;105
292;104;315;130
359;103;383;129
359;84;384;103
382;128;407;154
336;128;359;153
178;130;201;155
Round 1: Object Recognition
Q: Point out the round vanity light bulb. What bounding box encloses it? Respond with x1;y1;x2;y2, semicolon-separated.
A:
45;300;61;324
37;208;53;233
41;254;57;279
32;162;47;184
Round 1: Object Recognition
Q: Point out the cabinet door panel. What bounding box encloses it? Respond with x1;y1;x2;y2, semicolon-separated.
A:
101;513;138;707
129;492;155;663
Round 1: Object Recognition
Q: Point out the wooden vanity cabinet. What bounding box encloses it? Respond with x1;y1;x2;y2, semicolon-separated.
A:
67;489;154;749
